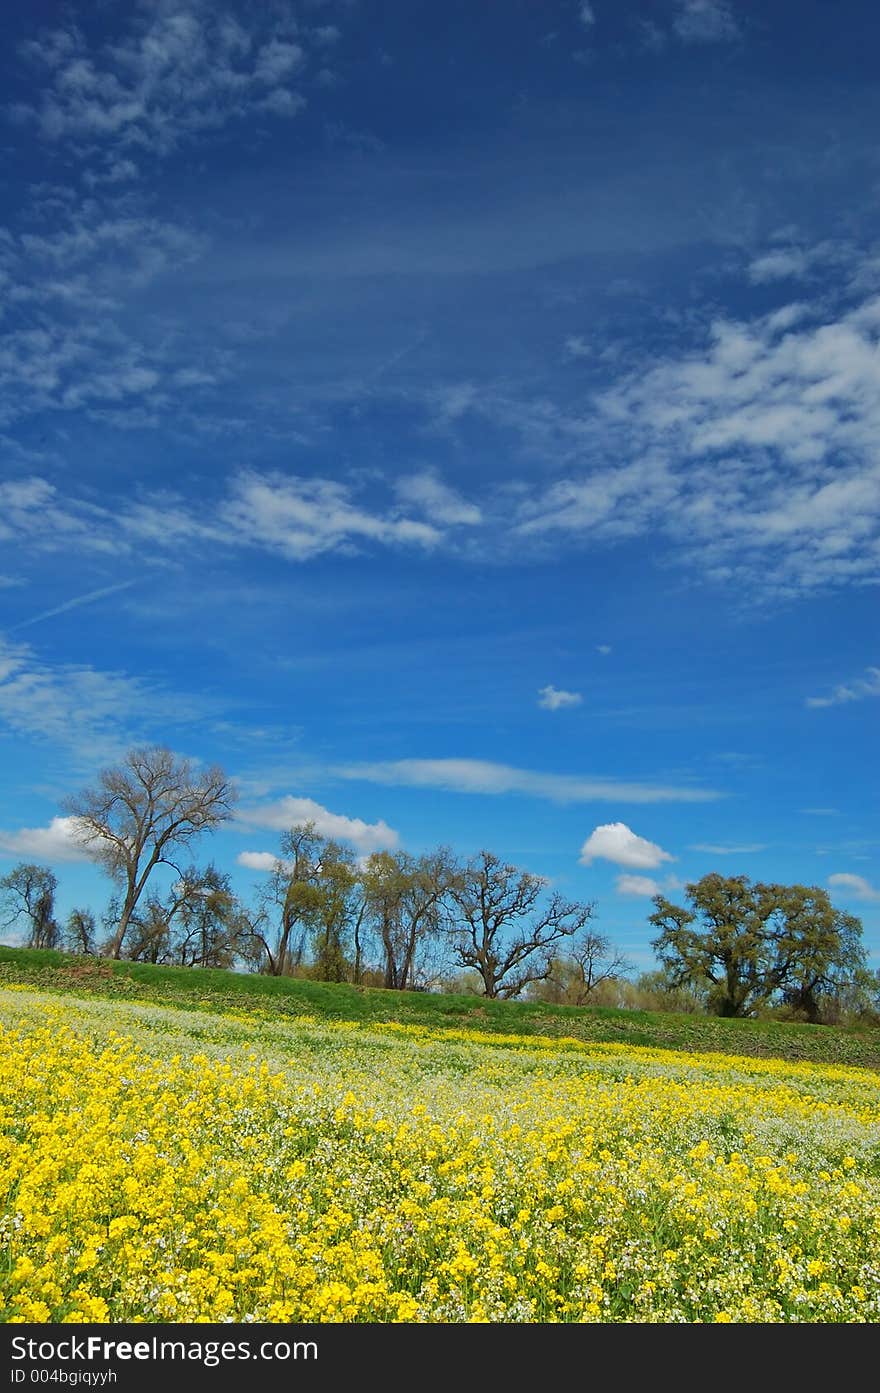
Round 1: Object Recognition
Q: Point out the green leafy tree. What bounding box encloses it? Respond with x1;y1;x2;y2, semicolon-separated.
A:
649;873;866;1020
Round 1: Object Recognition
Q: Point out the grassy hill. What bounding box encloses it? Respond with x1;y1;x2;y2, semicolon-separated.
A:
2;944;879;1070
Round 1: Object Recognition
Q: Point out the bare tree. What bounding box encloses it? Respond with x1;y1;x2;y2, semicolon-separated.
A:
530;930;630;1006
446;849;596;999
64;745;236;959
0;863;60;949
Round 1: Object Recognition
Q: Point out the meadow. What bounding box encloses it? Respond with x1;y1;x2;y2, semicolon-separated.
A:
1;962;879;1323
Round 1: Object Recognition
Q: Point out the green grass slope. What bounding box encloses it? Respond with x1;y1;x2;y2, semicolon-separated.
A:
1;944;878;1069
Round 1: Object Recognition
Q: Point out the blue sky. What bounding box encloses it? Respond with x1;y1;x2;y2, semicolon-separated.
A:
1;0;879;974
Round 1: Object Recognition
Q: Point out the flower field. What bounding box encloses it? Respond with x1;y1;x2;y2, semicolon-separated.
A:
2;985;879;1323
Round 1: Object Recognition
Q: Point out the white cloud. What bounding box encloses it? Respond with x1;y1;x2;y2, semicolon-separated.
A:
579;822;675;869
219;471;441;561
0;815;92;863
690;843;767;855
747;249;810;284
0;470;479;571
236;795;399;855
615;874;661;897
255;39;304;85
564;335;591;359
0;634;217;758
15;8;312;156
514;273;880;597
806;667;880;709
827;872;880;902
537;684;583;711
237;850;287;874
596;644;612;655
673;1;740;44
336;759;721;804
394;471;482;526
616;872;682;897
11;580;136;631
579;3;596;27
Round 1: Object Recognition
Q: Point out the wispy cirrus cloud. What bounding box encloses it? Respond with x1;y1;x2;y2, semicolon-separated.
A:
220;472;440;562
393;471;482;527
672;1;740;45
0;469;453;566
0;6;353;438
805;667;880;709
10;580;137;631
637;0;741;52
335;759;720;804
690;842;767;855
0;634;219;760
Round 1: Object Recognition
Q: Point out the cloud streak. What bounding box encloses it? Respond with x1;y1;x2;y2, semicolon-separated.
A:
10;580;137;631
335;758;720;804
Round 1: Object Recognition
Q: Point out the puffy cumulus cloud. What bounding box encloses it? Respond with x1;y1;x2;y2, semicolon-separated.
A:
537;684;583;711
579;822;675;869
827;872;880;902
235;795;399;855
0;815;92;863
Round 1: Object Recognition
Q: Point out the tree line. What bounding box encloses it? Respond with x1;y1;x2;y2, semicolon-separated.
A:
1;745;876;1023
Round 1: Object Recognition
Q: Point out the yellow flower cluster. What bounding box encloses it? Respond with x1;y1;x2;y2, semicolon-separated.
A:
1;988;878;1323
